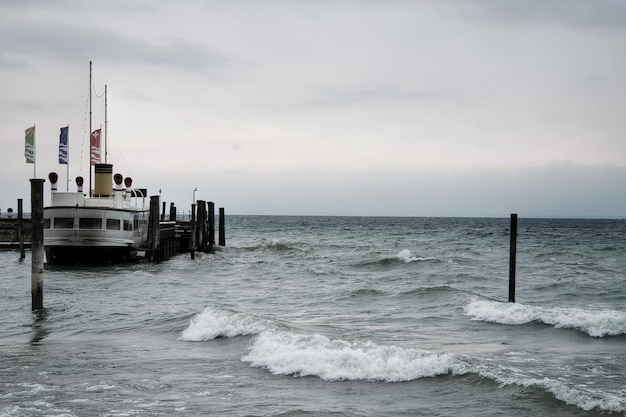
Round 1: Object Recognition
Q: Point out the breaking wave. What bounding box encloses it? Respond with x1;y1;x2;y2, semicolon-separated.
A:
242;331;457;382
180;307;275;341
180;306;625;413
463;299;626;337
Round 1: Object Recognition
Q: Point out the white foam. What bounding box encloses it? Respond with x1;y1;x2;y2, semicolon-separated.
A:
242;330;457;382
180;307;273;341
464;299;626;337
396;250;436;263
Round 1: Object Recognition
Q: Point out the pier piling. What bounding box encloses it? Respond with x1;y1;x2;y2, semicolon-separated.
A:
208;202;215;248
18;199;25;260
219;207;225;246
169;202;176;222
509;213;517;303
190;203;196;260
147;195;161;262
30;179;45;311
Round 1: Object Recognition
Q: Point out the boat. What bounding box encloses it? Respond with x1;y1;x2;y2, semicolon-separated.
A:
43;63;149;264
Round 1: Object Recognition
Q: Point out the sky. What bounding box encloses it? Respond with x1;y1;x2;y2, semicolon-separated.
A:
1;0;625;217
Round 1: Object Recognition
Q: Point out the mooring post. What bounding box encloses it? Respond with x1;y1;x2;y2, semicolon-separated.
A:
219;207;225;246
169;202;176;221
509;213;517;303
196;200;203;252
208;201;215;247
161;201;166;222
30;179;45;310
148;195;161;262
190;203;196;260
18;198;25;260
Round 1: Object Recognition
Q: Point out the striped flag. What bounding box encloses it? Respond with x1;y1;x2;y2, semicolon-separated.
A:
90;128;101;165
25;125;35;164
59;126;69;164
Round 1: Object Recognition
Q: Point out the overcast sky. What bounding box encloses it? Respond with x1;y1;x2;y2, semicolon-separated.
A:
1;0;625;217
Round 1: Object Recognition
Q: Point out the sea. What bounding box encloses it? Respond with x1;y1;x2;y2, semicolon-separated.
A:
1;216;625;417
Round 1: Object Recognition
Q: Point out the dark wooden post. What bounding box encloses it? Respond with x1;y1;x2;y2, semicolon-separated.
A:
18;198;25;260
30;179;45;310
208;202;215;248
147;195;160;262
161;201;166;222
190;203;196;260
196;200;204;252
219;207;225;246
509;213;517;303
169;202;176;221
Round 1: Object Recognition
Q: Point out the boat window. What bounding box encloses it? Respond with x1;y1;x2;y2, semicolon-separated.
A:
79;218;102;229
106;219;121;230
44;219;51;229
54;217;74;229
123;220;132;231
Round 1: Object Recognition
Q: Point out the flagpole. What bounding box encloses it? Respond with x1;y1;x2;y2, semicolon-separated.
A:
89;61;92;198
66;125;70;191
104;84;108;164
33;124;36;179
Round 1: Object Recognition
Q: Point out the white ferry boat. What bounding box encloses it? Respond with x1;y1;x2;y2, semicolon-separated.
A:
43;168;149;264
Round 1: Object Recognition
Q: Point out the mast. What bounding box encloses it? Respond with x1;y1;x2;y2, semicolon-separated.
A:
104;84;108;164
66;125;70;191
89;61;92;198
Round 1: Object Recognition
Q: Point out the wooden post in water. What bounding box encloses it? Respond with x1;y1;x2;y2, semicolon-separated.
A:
509;213;517;303
169;202;176;222
190;203;196;260
208;201;215;248
17;198;25;260
147;195;161;262
219;207;225;246
196;200;205;252
161;201;166;222
30;179;45;310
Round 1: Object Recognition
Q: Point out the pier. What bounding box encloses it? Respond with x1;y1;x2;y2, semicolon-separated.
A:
144;196;225;262
1;195;226;264
0;216;31;250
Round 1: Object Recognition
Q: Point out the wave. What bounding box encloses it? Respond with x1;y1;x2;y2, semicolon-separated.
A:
399;285;457;298
459;357;626;414
345;288;388;298
180;307;275;341
395;249;438;264
237;238;306;253
358;250;445;267
463;299;626;337
242;330;457;382
181;306;624;413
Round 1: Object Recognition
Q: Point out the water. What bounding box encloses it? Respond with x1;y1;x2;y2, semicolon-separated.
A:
1;216;625;416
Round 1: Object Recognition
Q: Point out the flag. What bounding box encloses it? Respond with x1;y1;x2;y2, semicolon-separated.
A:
59;126;69;164
25;125;35;164
90;128;101;165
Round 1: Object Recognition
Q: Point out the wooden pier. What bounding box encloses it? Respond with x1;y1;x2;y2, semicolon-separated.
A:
144;196;225;263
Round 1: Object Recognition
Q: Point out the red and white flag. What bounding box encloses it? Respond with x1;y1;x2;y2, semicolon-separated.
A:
90;128;101;165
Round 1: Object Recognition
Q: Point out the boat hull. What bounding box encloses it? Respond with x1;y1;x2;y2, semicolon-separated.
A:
45;244;140;264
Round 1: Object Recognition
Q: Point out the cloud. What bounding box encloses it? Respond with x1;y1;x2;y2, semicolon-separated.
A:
1;1;625;218
0;19;229;78
449;0;626;28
